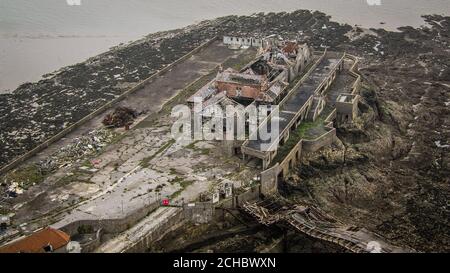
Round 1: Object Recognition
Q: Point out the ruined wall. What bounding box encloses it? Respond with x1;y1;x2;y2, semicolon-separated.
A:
221;140;237;156
80;228;104;253
223;36;261;47
279;139;303;177
124;209;186;253
183;202;215;224
260;164;280;195
302;128;336;154
344;53;362;95
235;185;261;206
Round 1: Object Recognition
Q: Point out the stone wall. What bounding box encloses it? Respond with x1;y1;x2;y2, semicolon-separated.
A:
124;209;186;253
260;164;280;195
302;128;336;154
279;139;303;177
80;228;104;253
58;201;160;236
235;185;261;206
183;202;215;224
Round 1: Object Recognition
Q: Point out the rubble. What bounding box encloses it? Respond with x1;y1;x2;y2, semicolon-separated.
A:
0;215;10;231
6;182;23;197
0;128;117;199
102;107;138;128
37;128;117;173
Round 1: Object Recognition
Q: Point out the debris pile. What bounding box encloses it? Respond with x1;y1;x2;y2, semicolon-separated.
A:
37;129;117;172
102;107;138;128
0;128;116;197
6;182;23;197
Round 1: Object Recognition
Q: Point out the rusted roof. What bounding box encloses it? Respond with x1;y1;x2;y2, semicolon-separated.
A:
0;227;70;253
216;71;263;86
282;42;298;54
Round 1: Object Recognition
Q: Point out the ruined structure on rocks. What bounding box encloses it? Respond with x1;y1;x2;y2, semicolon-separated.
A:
4;8;447;252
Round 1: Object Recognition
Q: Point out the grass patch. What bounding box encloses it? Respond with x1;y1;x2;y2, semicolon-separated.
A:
169;168;181;176
169;176;184;184
0;207;10;215
140;139;175;168
81;160;94;169
3;164;45;190
185;141;210;155
110;131;126;144
171;180;194;199
271;116;326;166
185;140;200;150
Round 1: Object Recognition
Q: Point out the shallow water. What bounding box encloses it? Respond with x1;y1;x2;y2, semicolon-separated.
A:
0;0;449;92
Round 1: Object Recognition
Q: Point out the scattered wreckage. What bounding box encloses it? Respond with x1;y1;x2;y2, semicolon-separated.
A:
102;107;139;129
1;128;118;198
37;128;117;173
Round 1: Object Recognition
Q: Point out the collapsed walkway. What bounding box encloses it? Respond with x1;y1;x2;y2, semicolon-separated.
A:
242;195;412;253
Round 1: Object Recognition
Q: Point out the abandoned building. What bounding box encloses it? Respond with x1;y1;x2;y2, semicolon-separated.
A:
176;36;394;253
223;36;262;48
189;36;313;106
335;93;359;125
186;37;314;143
187;35;361;174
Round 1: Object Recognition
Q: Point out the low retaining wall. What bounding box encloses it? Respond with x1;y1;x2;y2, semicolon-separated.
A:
279;139;303;177
235;185;261;206
302;128;336;153
124;209;185;253
80;228;104;253
58;202;160;236
345;53;362;95
0;36;219;176
260;164;279;195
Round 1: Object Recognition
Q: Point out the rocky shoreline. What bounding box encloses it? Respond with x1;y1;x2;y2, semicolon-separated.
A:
0;10;449;252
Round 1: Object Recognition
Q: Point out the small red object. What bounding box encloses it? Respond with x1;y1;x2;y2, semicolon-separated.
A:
162;199;170;206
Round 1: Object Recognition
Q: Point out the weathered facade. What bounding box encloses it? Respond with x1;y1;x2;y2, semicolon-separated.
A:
223;36;262;48
186;36;362;198
336;93;360;125
188;37;313;106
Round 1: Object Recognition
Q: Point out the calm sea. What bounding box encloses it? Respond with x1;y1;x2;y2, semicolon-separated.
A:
0;0;448;92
